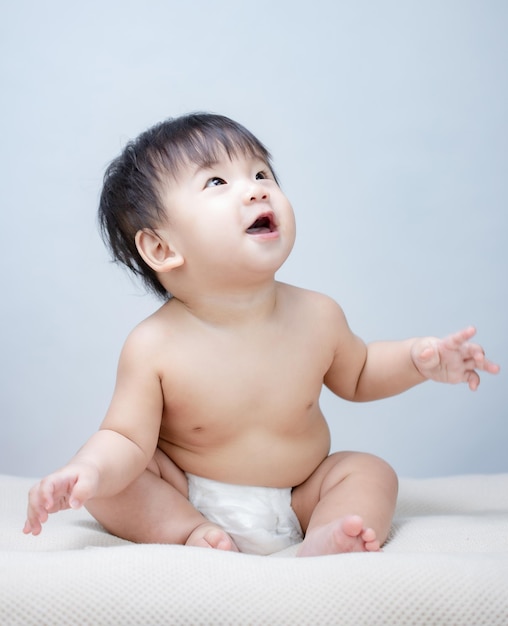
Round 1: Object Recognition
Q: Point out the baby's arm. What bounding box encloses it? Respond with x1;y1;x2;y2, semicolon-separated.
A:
24;324;163;535
323;301;499;401
23;430;149;535
353;327;498;401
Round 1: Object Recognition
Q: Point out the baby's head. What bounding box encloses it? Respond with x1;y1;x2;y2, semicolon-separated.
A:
98;113;276;299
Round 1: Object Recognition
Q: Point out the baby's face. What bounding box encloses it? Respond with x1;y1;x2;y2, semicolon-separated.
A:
157;151;296;283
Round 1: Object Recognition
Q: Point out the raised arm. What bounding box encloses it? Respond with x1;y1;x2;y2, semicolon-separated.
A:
24;323;164;535
323;303;499;402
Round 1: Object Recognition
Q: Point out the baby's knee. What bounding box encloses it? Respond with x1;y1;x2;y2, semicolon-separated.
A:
358;452;398;492
331;451;398;489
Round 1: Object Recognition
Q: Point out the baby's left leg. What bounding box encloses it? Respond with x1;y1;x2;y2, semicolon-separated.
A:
291;451;398;557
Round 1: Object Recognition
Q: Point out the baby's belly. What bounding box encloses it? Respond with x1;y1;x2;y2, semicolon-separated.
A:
158;422;331;488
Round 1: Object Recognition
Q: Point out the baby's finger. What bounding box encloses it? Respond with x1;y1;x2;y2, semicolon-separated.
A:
68;474;97;509
461;357;478;373
411;348;437;379
466;370;481;391
23;510;45;535
42;482;58;510
480;357;501;374
469;348;501;374
27;482;51;515
23;500;48;535
22;518;40;536
445;326;477;349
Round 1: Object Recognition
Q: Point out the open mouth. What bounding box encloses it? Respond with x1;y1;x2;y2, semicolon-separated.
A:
245;212;277;235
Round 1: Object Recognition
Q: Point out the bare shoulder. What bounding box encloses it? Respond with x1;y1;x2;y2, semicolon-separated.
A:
276;282;349;327
119;300;176;366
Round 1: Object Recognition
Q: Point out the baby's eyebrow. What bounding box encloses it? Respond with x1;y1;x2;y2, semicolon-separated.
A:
190;160;221;176
189;154;271;180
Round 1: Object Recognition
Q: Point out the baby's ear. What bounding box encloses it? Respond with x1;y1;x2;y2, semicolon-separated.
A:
135;229;184;273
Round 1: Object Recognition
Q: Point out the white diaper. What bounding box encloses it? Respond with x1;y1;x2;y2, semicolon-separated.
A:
186;473;303;556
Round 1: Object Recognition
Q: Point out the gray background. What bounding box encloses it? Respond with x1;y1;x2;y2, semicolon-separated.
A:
1;1;506;479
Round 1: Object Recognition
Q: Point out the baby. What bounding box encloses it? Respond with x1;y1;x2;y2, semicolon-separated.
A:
24;113;500;556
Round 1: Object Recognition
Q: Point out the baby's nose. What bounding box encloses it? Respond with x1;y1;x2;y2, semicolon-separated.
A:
244;181;269;203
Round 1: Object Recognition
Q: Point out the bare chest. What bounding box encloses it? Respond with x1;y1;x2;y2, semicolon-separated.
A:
159;328;331;440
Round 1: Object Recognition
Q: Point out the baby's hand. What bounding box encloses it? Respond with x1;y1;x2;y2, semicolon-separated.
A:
411;326;500;391
23;464;99;536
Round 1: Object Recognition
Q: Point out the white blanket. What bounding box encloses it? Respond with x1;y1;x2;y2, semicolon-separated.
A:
1;473;508;625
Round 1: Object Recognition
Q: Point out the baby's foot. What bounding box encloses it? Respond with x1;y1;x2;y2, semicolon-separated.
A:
297;515;381;557
185;522;239;552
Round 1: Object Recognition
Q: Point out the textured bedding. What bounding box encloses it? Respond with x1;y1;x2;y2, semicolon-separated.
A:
1;473;508;625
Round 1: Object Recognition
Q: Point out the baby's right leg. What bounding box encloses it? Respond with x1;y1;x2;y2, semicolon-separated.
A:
85;449;237;551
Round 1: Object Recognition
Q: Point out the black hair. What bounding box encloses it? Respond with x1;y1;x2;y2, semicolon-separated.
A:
98;112;275;300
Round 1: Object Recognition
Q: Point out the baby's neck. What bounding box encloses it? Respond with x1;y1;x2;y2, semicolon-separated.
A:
173;281;281;328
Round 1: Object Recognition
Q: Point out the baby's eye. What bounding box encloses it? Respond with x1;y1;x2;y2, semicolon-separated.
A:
255;170;269;180
205;176;226;188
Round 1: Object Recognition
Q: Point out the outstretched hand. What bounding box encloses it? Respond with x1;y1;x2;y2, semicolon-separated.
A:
411;326;500;391
23;464;100;536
